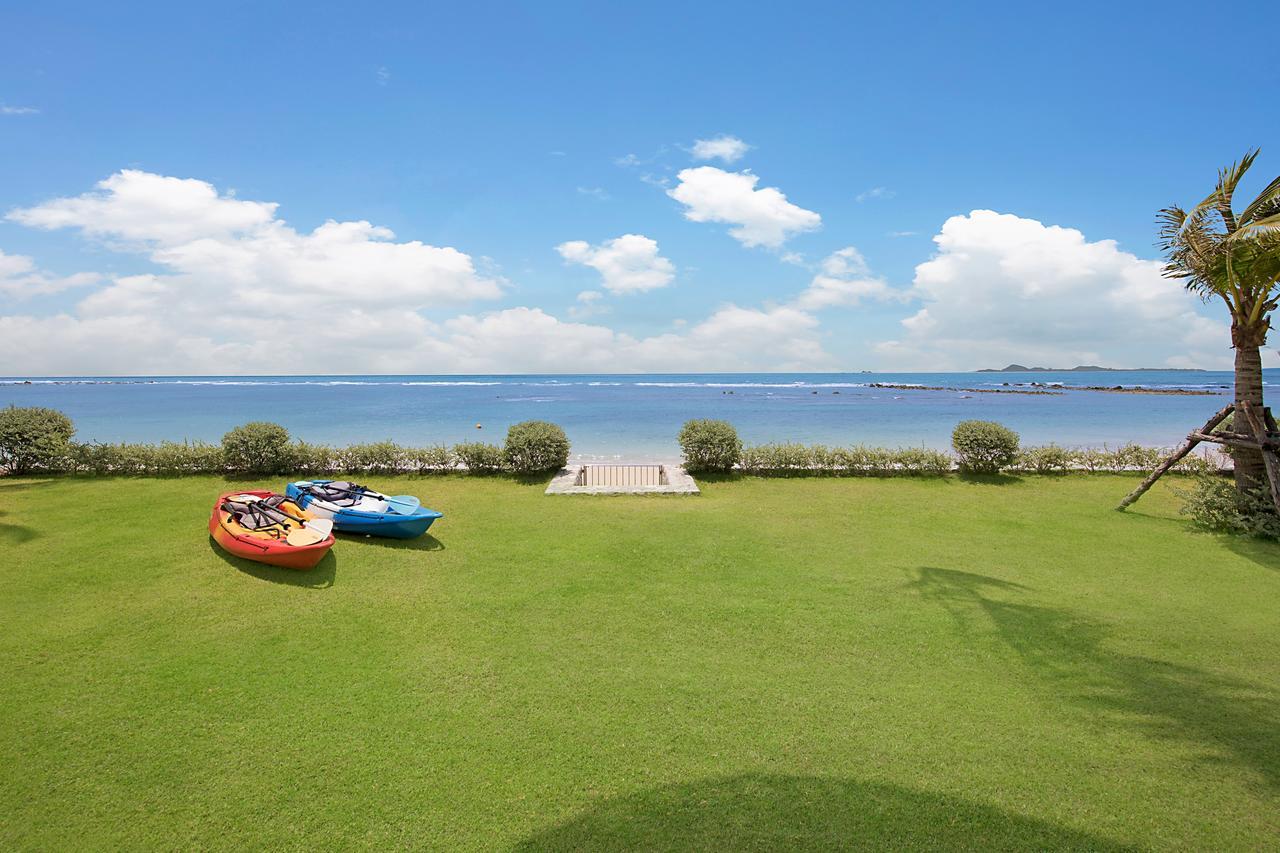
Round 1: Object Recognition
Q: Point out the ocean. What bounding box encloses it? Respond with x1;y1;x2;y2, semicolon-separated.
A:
0;370;1254;462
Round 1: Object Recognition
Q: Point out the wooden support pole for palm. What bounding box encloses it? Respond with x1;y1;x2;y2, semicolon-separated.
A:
1237;401;1280;514
1115;404;1234;511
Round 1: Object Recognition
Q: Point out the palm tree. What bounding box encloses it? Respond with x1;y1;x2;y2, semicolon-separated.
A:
1158;150;1280;493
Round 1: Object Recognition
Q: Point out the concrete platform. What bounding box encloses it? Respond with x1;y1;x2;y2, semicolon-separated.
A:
545;463;700;495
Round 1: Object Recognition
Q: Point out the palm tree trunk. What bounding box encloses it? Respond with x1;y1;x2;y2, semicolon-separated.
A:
1234;342;1266;492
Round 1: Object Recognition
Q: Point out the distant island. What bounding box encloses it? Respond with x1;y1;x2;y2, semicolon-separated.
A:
977;364;1206;373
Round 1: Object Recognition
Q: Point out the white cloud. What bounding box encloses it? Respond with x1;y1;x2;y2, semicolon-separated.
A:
1;105;39;115
0;250;99;298
690;135;751;163
874;210;1230;370
7;170;502;309
792;247;904;310
557;234;675;294
435;304;829;373
576;186;610;200
667;166;821;248
8;170;279;246
0;169;842;374
855;186;895;202
0;170;509;373
376;66;390;86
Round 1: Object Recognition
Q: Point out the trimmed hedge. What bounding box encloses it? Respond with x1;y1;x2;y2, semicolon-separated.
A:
452;442;505;475
0;408;1230;479
504;421;571;473
678;419;742;472
0;405;75;475
735;441;1224;477
221;422;292;474
952;420;1020;474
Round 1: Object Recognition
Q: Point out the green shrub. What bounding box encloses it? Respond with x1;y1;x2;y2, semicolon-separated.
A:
740;442;813;475
838;445;896;475
289;441;336;474
404;445;455;474
1114;443;1162;471
1180;475;1280;539
453;441;505;474
1075;447;1112;472
55;440;221;475
951;420;1020;474
503;421;570;473
1173;450;1225;475
1017;444;1074;474
678;419;742;472
892;447;953;475
0;405;75;475
151;441;222;475
337;441;403;473
221;421;291;474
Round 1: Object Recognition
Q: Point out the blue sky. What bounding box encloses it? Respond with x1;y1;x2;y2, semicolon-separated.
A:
2;1;1278;374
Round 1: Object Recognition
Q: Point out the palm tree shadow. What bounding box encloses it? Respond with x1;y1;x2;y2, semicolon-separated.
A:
206;537;336;588
0;481;51;545
1219;534;1280;572
0;510;38;546
514;774;1134;851
909;566;1280;790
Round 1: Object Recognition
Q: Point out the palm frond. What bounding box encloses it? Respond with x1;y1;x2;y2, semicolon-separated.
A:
1198;148;1261;232
1238;171;1280;226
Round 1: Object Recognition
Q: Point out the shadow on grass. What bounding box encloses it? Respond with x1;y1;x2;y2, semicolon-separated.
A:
0;511;38;546
337;532;445;552
206;537;336;588
1220;534;1280;571
514;774;1133;851
0;481;52;545
910;566;1280;790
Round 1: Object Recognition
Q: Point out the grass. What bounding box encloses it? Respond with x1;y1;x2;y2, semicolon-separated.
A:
2;473;1279;850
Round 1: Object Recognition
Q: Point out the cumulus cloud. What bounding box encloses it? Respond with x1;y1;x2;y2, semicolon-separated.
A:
7;170;502;310
690;135;751;163
557;234;675;294
667;166;821;248
0;170;508;373
434;305;829;373
874;210;1230;369
792;247;904;310
0;250;99;298
0;169;843;374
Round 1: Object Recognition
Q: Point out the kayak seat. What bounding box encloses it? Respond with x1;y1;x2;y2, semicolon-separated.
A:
305;480;366;507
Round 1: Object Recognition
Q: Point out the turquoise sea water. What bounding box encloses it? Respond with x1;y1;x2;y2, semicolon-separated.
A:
0;371;1255;461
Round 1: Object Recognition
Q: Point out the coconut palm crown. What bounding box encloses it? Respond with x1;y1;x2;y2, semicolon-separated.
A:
1157;149;1280;491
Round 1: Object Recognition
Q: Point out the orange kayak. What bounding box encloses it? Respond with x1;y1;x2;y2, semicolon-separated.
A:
208;490;334;570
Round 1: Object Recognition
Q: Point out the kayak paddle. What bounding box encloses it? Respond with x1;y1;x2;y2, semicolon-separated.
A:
234;494;335;535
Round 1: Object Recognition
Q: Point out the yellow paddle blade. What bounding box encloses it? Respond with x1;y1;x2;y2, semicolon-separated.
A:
286;526;327;547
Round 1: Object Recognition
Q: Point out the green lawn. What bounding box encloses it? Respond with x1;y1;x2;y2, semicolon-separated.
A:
2;474;1278;850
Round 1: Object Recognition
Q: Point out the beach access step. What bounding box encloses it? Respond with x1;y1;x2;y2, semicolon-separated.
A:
575;464;667;487
545;463;700;495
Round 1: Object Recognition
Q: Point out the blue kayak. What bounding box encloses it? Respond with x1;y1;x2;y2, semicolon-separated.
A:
285;480;442;539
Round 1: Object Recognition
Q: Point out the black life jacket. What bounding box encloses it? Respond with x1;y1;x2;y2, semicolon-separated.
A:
222;495;292;530
304;481;367;507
